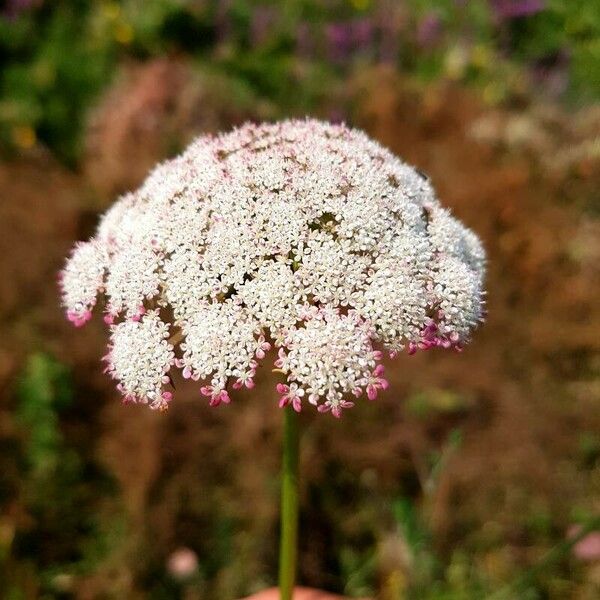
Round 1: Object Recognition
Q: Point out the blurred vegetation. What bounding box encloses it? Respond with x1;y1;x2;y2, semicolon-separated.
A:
1;0;599;163
7;356;595;597
0;1;599;599
0;354;123;599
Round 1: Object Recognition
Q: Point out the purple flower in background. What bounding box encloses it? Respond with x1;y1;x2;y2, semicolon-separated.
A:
325;23;354;64
250;6;277;47
325;19;375;65
327;108;347;124
1;0;41;20
353;18;374;48
491;0;545;19
417;12;443;48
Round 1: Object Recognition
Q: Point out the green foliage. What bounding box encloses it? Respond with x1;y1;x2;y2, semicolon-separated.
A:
0;3;116;164
16;353;73;476
577;431;600;468
1;0;599;163
406;388;473;418
339;545;377;597
1;353;124;597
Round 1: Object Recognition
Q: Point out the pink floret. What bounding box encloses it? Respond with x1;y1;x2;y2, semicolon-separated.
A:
67;309;93;328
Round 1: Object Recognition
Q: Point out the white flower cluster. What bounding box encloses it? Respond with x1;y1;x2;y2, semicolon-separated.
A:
61;119;486;415
103;310;175;409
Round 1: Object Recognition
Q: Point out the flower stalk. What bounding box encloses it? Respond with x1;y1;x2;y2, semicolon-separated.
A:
279;406;300;600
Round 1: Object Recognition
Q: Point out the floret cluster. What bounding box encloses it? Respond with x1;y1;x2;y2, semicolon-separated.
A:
61;120;486;415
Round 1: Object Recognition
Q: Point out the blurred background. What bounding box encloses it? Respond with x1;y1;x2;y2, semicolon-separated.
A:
0;1;599;598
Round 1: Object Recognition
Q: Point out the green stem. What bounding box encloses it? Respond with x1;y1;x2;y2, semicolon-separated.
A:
279;406;300;600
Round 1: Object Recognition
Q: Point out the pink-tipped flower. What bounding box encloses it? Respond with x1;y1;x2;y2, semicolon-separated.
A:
158;391;173;412
365;364;389;401
201;385;231;407
274;348;287;369
255;336;271;359
277;383;304;413
67;309;92;328
60;120;485;414
103;312;116;325
131;305;146;322
233;372;256;390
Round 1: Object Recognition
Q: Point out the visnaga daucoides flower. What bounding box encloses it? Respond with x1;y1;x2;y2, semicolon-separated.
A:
60;119;486;416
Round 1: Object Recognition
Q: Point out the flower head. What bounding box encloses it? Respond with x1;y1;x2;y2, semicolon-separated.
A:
61;119;486;416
